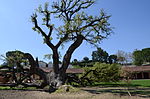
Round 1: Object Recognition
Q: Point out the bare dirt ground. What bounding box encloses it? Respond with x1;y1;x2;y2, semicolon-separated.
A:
0;87;150;99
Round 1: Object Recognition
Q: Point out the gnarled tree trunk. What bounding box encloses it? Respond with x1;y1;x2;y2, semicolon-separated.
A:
23;35;84;91
48;35;84;90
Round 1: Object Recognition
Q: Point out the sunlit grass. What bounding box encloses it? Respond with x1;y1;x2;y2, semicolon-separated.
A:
0;86;36;90
131;79;150;87
93;79;150;87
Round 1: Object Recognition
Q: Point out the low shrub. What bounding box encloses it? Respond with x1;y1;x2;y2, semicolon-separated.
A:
78;63;121;86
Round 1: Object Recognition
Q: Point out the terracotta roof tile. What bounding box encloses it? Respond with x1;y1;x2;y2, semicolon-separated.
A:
40;67;84;74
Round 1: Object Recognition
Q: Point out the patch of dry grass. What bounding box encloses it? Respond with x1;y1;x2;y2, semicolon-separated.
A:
33;92;147;99
0;87;149;99
92;93;146;99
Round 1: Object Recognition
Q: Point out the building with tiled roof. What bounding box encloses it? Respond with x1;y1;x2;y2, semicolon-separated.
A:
40;67;84;74
122;65;150;79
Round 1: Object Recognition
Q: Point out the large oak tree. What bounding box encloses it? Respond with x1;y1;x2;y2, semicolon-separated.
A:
31;0;113;89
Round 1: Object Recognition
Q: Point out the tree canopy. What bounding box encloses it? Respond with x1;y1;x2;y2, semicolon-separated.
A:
133;48;150;66
1;50;28;67
116;50;133;65
92;47;117;64
92;48;109;63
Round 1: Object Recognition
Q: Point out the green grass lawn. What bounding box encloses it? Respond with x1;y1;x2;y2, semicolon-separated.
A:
131;79;150;87
0;86;36;90
94;79;150;87
0;79;150;90
95;80;150;97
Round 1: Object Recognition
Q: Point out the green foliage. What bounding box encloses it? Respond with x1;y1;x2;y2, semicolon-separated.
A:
92;48;109;63
31;0;113;47
44;54;53;60
72;65;81;69
133;50;143;65
72;61;94;68
4;50;28;67
142;48;150;63
83;57;89;62
92;48;118;64
30;0;113;87
72;59;78;65
80;63;121;85
133;48;150;66
108;55;117;64
44;51;62;61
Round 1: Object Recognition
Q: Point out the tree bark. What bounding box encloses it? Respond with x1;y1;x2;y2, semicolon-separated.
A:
24;53;62;90
52;48;59;74
59;35;84;82
46;35;84;90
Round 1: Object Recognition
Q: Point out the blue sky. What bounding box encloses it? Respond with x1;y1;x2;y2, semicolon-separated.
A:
0;0;150;63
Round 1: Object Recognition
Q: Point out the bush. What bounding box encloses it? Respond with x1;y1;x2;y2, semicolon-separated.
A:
79;63;121;85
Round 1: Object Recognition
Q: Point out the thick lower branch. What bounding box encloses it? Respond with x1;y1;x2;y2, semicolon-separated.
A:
60;35;84;74
24;53;48;88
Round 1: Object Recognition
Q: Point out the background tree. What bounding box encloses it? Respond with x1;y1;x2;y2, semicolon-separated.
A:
116;50;133;65
133;50;143;66
132;48;150;66
83;57;90;63
0;50;30;84
81;56;90;67
92;48;109;63
71;59;81;68
142;48;150;63
31;0;112;89
124;52;133;64
116;50;126;64
71;59;78;65
108;54;117;64
3;50;28;68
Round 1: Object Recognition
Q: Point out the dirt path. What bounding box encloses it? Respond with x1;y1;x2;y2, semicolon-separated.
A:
0;87;150;99
0;90;91;99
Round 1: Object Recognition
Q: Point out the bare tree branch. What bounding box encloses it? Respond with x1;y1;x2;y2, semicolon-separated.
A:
31;14;47;38
55;34;69;48
69;0;94;18
60;35;84;72
31;14;54;49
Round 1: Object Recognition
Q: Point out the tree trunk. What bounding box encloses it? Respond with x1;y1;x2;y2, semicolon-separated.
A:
59;35;84;83
47;35;84;90
52;48;59;74
61;35;84;71
24;35;84;91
